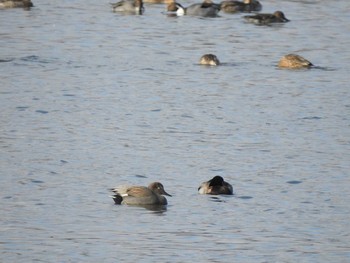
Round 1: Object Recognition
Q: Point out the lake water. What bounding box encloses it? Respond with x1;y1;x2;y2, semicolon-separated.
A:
1;0;350;262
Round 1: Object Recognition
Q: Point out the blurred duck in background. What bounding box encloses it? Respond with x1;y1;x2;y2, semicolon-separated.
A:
167;0;220;17
0;0;33;8
244;11;289;25
220;0;261;14
111;0;144;14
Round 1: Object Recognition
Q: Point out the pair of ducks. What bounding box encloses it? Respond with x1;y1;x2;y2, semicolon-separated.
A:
147;0;263;17
219;0;289;25
110;176;233;206
0;0;33;8
200;53;314;69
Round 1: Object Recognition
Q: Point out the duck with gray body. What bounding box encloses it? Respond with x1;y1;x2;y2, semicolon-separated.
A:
220;0;261;13
110;182;171;205
111;0;144;14
168;0;220;17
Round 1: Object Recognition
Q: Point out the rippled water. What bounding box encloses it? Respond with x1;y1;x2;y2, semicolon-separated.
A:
1;0;350;262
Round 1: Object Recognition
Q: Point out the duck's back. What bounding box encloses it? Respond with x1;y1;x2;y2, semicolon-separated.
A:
186;2;219;17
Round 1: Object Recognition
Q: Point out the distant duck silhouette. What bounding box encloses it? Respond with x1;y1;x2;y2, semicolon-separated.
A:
199;54;220;66
198;176;233;195
111;0;144;14
244;11;289;25
220;0;261;13
167;0;220;17
0;0;33;8
278;54;313;69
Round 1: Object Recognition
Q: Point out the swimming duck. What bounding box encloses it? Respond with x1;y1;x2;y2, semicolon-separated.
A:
198;176;233;195
278;54;313;69
167;0;220;17
111;0;144;14
244;11;289;25
0;0;33;8
199;54;220;66
110;182;171;205
220;0;261;13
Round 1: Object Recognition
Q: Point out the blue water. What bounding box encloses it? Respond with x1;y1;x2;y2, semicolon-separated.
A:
1;0;350;262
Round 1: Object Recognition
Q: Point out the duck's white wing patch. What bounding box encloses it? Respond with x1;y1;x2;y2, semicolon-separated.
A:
111;185;132;196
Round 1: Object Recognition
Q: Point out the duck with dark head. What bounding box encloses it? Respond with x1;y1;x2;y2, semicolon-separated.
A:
198;176;233;195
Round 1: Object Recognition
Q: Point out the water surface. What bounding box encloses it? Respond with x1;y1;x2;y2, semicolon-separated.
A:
1;0;350;262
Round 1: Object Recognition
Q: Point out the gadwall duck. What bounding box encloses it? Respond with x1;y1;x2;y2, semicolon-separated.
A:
111;0;144;14
198;176;233;195
244;11;289;25
220;0;261;13
278;54;313;69
199;54;220;66
110;182;171;205
0;0;33;8
167;0;220;17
